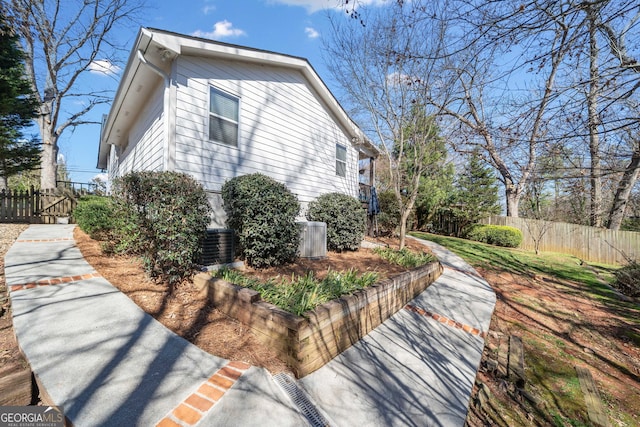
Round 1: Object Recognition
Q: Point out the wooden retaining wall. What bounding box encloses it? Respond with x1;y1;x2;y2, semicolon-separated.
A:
193;261;443;377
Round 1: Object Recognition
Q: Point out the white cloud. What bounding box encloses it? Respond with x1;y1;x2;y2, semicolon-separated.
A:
88;60;121;76
92;172;108;183
269;0;388;14
386;71;414;86
202;4;216;14
192;20;247;39
305;26;320;39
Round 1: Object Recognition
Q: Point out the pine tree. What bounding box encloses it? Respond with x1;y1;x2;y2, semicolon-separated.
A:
449;151;501;235
0;13;40;190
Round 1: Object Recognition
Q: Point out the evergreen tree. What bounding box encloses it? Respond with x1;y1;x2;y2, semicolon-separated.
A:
449;151;501;236
0;14;40;190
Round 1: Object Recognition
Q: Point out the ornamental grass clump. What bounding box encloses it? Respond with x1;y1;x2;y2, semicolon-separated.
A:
373;247;436;268
214;267;379;316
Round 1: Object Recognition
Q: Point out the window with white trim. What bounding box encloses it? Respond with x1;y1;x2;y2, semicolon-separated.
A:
209;87;239;146
336;144;347;177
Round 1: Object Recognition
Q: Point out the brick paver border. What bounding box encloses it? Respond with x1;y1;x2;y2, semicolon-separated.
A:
405;304;487;339
16;238;74;243
156;361;251;427
9;272;102;292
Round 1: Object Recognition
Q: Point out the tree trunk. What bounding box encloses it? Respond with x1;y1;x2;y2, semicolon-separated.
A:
607;149;640;230
40;142;57;189
587;7;603;228
505;185;520;218
398;214;407;250
37;113;58;190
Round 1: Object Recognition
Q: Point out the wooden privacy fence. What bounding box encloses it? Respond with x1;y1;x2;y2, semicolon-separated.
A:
0;187;75;224
480;215;640;265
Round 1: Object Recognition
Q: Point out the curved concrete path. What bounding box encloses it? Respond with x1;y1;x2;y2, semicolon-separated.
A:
6;225;495;426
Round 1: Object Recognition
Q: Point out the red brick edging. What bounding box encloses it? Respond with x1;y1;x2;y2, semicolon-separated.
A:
405;304;486;339
9;272;102;292
156;361;251;427
443;265;482;278
16;238;74;243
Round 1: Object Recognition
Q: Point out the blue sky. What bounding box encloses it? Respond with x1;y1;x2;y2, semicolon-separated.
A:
60;0;384;184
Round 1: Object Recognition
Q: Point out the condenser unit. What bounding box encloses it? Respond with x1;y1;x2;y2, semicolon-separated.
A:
200;229;235;266
297;221;327;259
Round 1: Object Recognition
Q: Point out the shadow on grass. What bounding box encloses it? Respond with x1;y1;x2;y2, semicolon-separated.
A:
410;232;638;315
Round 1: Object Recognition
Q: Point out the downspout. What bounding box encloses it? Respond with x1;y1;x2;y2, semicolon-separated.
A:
136;49;173;171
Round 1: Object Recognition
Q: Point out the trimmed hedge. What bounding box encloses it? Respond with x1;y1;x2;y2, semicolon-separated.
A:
112;171;212;285
466;224;523;248
221;173;300;268
306;192;366;252
73;195;116;239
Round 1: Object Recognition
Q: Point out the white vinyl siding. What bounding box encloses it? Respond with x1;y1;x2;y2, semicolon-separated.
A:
209;87;239;146
109;82;165;177
174;55;358;205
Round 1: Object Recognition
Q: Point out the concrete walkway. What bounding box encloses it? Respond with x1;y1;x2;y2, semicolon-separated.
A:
6;225;495;427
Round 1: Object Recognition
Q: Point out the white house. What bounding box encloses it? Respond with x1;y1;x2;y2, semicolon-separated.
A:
97;28;378;231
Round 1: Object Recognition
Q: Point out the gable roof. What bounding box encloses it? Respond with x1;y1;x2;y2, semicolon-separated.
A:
97;27;378;169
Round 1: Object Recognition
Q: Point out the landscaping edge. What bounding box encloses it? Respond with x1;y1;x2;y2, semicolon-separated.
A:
193;260;443;377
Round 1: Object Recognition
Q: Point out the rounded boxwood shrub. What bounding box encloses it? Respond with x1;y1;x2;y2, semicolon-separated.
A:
73;195;116;239
306;192;366;252
112;171;212;285
466;224;523;248
221;173;300;268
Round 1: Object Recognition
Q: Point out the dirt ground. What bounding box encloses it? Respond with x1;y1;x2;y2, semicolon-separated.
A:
465;267;640;426
73;229;428;375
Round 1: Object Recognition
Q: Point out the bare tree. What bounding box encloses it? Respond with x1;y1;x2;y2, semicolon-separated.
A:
324;2;452;249
437;1;576;217
2;0;143;189
594;1;640;229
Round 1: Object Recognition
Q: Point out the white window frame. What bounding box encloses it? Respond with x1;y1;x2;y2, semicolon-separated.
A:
208;86;240;147
336;143;347;177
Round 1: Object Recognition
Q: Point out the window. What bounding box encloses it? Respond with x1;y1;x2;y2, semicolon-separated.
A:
209;87;239;146
336;144;347;177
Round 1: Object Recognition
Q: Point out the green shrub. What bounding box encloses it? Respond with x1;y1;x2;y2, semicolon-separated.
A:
466;224;523;248
221;173;300;268
377;190;400;236
306;192;366;252
614;260;640;298
73;195;116;239
112;171;212;285
373;247;436;268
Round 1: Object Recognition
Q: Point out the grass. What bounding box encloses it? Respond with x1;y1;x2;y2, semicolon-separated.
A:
214;267;379;316
410;231;618;298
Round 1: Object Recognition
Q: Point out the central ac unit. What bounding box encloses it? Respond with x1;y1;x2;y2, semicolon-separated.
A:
297;221;327;259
